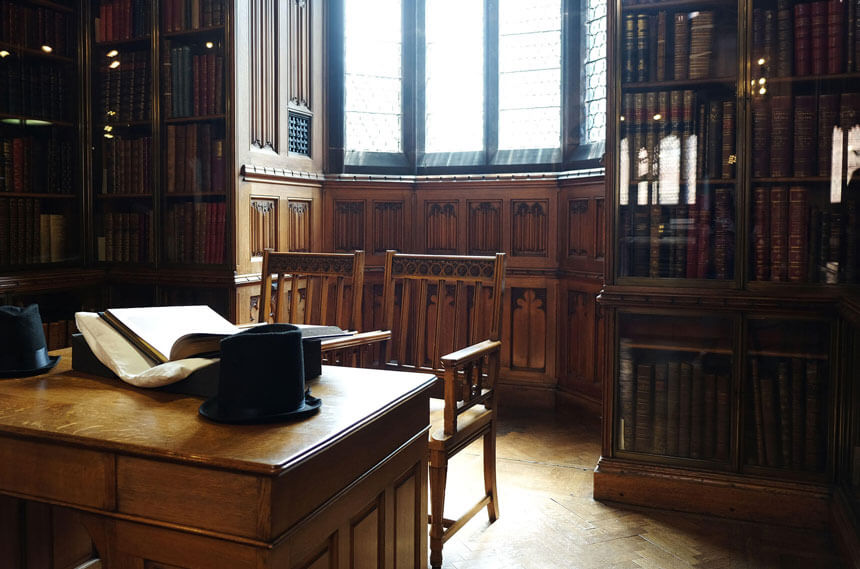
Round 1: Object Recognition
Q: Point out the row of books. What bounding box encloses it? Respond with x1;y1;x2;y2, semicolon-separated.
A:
752;92;860;179
100;135;152;195
753;0;860;78
99;49;151;123
162;0;225;32
617;345;731;460
42;319;76;351
621;90;736;184
163;45;224;118
0;60;69;121
622;11;718;83
98;210;152;263
0;3;74;57
163;200;226;264
749;357;825;471
0;134;74;194
165;124;226;193
0;198;68;266
620;186;735;279
93;0;150;43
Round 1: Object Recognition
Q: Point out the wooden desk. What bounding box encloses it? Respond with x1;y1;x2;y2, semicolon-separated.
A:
0;349;435;569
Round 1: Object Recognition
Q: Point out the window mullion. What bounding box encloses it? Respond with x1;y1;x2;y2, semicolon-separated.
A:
485;0;499;165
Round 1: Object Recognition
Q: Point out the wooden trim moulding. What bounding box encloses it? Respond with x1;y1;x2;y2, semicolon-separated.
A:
242;164;325;185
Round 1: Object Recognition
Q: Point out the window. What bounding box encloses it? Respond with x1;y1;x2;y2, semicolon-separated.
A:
331;0;606;173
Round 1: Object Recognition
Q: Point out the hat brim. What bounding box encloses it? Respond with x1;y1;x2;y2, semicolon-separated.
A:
0;355;61;379
198;392;322;424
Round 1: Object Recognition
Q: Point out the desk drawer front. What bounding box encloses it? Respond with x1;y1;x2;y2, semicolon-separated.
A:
0;435;115;509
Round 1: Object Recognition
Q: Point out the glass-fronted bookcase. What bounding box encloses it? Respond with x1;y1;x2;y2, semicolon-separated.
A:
597;0;859;548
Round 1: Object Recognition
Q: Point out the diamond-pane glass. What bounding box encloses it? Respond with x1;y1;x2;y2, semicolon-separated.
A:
425;0;484;153
584;0;607;143
344;0;402;152
498;0;561;150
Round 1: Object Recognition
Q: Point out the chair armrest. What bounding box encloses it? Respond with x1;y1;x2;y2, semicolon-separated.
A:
320;330;391;352
440;339;501;368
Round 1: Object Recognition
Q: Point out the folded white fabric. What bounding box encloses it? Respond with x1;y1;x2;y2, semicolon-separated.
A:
74;312;216;387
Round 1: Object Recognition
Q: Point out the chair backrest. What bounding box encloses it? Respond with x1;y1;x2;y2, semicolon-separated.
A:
259;250;365;331
380;251;506;376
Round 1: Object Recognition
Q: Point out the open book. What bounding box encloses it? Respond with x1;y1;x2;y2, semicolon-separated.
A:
101;305;353;364
101;305;240;364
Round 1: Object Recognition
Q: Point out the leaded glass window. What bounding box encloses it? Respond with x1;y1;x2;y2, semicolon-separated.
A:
584;0;607;143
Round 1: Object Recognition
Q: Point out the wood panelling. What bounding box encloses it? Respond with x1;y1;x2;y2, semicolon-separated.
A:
425;202;458;254
289;0;311;109
288;199;312;251
511;201;549;257
568;199;590;258
559;280;606;407
372;201;406;254
468;201;503;255
249;0;279;152
350;498;383;569
250;198;278;256
333;201;364;252
510;288;548;371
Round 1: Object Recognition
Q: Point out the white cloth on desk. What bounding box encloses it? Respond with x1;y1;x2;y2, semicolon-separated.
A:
74;312;215;387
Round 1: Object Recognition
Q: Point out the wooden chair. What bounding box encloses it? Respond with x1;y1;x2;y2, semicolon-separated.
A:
379;250;506;569
258;249;388;366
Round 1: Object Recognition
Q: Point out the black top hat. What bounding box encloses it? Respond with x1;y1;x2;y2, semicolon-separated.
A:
199;323;321;424
0;304;60;379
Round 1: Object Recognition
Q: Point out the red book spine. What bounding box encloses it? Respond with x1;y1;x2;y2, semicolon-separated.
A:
207;52;216;115
770;186;789;281
696;191;711;278
793;95;816;177
193;54;201;117
770;95;793;177
789;186;810;282
810;1;827;75
753;187;770;281
217;201;226;263
686;202;699;278
795;3;812;76
827;0;844;74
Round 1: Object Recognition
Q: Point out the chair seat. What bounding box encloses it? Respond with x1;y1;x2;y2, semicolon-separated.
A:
428;397;493;450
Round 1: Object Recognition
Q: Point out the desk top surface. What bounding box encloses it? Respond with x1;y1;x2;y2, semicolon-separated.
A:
0;349;435;475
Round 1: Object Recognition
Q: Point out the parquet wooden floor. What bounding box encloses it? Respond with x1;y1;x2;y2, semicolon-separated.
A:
437;404;846;569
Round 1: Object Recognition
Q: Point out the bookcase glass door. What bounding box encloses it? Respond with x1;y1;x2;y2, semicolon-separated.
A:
160;0;227;267
615;311;735;466
0;0;81;267
749;0;860;285
843;323;860;508
744;317;830;476
91;1;155;264
616;2;739;282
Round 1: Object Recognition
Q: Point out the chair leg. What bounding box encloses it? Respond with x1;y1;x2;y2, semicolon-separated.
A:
428;448;448;569
483;424;499;522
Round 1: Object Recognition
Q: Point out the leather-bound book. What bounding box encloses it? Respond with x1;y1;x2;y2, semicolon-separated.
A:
770;95;793;177
656;11;667;81
804;360;822;470
764;10;777;75
689;11;714;79
689;361;704;458
818;93;840;176
759;366;780;467
826;0;843;74
635;363;654;453
696;188;712;278
791;358;805;469
751;359;766;466
679;362;692;457
706;100;722;180
670;205;688;278
794;2;812;76
666;361;681;456
753;186;771;281
633;204;651;277
653;362;668;454
649;204;662;278
793;95;816;177
703;372;716;459
721;100;736;179
777;0;795;76
809;1;827;75
788;186;810;282
673;12;689;80
636;14;650;82
716;373;730;460
770;186;789;281
777;360;792;467
713;187;733;279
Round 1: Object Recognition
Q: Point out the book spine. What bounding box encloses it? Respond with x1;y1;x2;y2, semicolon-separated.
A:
721;100;735;179
791;358;805;469
689;361;704;458
826;0;844;74
818;93;840;176
795;2;812;76
635;363;654;453
653;362;668;454
715;373;729;460
688;11;714;79
805;360;822;470
788;186;810;282
656;11;667;81
679;362;692;457
713;187;733;279
770;95;793;177
636;14;649;82
770;186;789;281
666;361;680;456
753;186;771;280
777;360;792;467
793;95;816;177
760;366;780;467
777;0;795;77
703;372;716;459
673;13;689;80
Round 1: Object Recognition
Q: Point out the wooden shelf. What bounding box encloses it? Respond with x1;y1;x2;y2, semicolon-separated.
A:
163;192;227;198
95;193;153;199
623;77;737;90
747;350;829;360
0;192;76;199
98;119;153;128
29;0;75;14
763;71;860;85
94;36;151;48
620;0;736;12
623;341;733;355
750;176;831;184
0;41;75;63
164;114;226;124
161;25;226;39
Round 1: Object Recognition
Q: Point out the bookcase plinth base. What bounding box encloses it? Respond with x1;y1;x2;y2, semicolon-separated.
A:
593;458;831;530
831;487;860;569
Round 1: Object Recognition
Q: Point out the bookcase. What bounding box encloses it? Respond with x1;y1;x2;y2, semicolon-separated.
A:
597;0;859;541
88;0;232;314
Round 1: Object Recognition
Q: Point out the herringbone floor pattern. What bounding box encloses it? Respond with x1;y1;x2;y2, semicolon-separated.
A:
437;405;846;569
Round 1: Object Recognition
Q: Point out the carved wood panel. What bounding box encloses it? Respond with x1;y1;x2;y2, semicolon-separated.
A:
372;201;405;254
250;198;277;257
512;200;548;257
350;496;384;569
510;288;547;371
333;201;364;252
287;199;311;251
561;286;605;403
289;0;311;109
425;202;458;254
250;0;279;151
568;198;591;258
468;201;502;255
594;197;606;260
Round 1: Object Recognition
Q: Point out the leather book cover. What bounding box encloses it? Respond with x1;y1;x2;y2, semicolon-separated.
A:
753;186;771;280
666;361;680;456
777;360;792;467
653;363;668;455
791;358;805;469
792;95;816;177
776;0;794;76
715;373;729;460
788;186;809;282
804;360;822;470
689;361;704;458
673;12;689;80
770;186;789;281
794;2;812;76
817;93;840;176
635;363;654;453
618;341;636;451
769;95;793;177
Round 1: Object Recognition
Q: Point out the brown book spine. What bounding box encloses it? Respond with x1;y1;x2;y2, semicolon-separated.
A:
175;124;186;191
777;0;795;77
653;363;668;454
753;186;771;280
656;11;667;81
795;2;812;76
805;360;822;470
706;100;722;180
635;363;654;453
0;198;8;266
161;42;172;119
777;360;792;467
666;361;680;456
764;10;777;74
713;187;733;279
760;366;780;467
649;204;662;278
818;93;840;176
791;358;805;469
673;13;689;80
689;361;704;458
623;14;636;83
688;11;714;79
636;14;649;82
679;362;692;457
793;95;816;177
716;373;729;460
770;186;789;281
751;359;766;465
696;188;711;279
703;372;716;459
826;0;844;74
215;55;223;113
788;186;810;282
